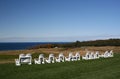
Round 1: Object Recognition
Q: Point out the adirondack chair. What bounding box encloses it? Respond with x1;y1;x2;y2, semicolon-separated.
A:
56;53;65;62
34;54;45;64
108;50;114;57
72;52;80;61
15;53;32;66
100;51;109;58
94;51;100;59
89;52;94;59
82;52;90;60
46;54;55;63
15;54;24;66
65;53;73;61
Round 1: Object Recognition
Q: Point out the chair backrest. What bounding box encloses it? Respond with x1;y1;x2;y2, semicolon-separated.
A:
75;52;80;60
49;54;54;57
109;50;113;54
39;54;44;58
96;51;99;55
19;54;25;58
39;54;44;62
86;52;90;58
69;53;73;58
49;54;54;61
95;51;99;57
104;51;109;57
59;53;64;57
19;54;32;64
91;52;94;58
108;50;113;56
104;51;108;54
59;53;64;61
75;52;80;57
26;53;31;57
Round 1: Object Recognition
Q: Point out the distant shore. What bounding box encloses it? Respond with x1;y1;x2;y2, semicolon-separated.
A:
0;42;71;51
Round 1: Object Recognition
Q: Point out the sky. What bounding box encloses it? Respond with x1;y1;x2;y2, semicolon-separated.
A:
0;0;120;42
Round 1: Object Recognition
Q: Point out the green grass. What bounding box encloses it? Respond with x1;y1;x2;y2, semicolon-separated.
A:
0;53;120;79
0;52;57;60
0;55;18;60
0;53;49;63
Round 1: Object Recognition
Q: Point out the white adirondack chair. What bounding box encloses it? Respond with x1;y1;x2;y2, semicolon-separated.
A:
34;54;45;64
25;54;32;65
73;52;80;61
94;51;99;59
15;53;32;66
56;53;65;62
89;52;94;59
15;54;24;66
65;53;73;61
46;54;55;63
108;50;114;57
100;51;109;58
82;52;90;60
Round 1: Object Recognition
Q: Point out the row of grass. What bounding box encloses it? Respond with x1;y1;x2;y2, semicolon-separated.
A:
0;53;120;79
0;53;49;63
0;52;62;63
0;52;57;60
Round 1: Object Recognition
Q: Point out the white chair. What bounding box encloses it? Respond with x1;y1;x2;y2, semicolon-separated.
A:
82;52;90;60
46;54;55;63
89;52;94;59
73;52;80;61
26;54;32;65
15;54;24;66
65;53;73;61
15;53;32;66
108;50;114;57
56;53;65;62
100;51;109;58
34;54;45;64
24;54;32;65
94;51;99;59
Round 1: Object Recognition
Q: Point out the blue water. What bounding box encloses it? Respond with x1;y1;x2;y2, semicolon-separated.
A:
0;42;70;51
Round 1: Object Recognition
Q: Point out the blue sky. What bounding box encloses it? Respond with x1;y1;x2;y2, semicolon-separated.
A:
0;0;120;42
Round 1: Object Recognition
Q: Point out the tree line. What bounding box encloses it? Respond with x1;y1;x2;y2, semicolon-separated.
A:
28;39;120;49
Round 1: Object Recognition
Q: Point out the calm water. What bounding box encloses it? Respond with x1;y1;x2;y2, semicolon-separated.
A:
0;42;70;51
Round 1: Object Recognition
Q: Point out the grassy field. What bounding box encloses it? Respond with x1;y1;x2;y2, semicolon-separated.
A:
0;53;120;79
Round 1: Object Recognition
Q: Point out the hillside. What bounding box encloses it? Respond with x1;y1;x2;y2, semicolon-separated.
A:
28;39;120;49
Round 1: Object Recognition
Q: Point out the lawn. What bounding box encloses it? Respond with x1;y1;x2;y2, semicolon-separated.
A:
0;53;120;79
